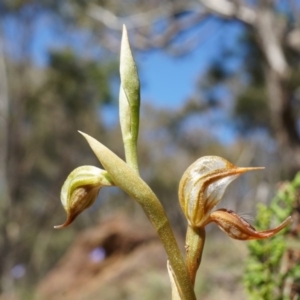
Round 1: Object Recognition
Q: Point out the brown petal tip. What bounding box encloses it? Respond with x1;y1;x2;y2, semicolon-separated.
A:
259;215;292;235
54;222;69;229
54;214;77;229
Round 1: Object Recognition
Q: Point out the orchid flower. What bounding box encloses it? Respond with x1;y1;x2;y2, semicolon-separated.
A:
179;156;292;240
55;166;114;229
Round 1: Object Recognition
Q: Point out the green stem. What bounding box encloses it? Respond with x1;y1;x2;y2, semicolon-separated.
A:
153;213;196;300
123;137;139;175
185;225;206;286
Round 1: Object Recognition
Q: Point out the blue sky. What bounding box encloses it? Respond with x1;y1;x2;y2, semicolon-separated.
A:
136;20;244;109
2;10;245;144
2;10;244;109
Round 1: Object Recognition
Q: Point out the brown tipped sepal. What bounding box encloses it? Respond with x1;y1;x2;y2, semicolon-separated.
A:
208;208;292;240
54;166;114;229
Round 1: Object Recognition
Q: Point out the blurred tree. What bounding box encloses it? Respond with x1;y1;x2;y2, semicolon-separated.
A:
88;0;300;175
0;0;118;294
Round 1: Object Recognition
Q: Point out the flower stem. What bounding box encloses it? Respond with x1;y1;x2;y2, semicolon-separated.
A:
185;225;206;286
122;135;139;175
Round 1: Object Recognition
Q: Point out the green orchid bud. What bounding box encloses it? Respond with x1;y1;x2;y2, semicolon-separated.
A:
179;156;263;228
55;166;114;229
119;25;140;144
119;25;140;174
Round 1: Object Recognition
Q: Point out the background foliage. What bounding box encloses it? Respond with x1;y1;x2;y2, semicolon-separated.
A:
244;172;300;300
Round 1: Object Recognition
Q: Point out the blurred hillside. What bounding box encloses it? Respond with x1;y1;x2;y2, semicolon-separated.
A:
1;0;300;299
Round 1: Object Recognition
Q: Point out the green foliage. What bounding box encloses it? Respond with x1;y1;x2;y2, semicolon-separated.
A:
244;172;300;300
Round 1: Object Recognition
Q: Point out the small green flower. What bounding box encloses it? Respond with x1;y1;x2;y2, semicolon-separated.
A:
55;166;114;228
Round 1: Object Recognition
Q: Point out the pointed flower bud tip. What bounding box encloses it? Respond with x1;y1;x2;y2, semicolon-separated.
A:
54;166;113;229
208;209;292;240
179;156;263;228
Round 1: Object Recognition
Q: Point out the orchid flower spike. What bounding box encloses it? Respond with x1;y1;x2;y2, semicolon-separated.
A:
55;166;114;229
179;156;291;240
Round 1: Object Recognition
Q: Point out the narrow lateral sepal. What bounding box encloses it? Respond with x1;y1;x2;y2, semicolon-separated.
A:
208;208;292;240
